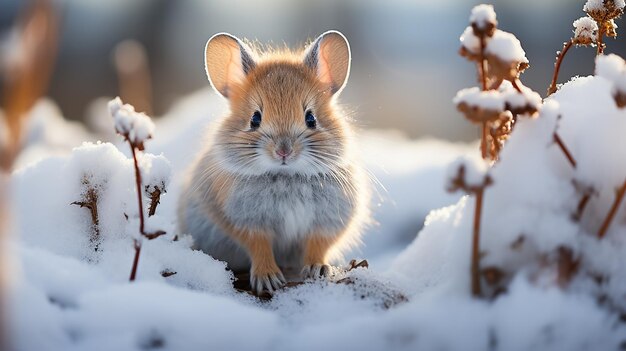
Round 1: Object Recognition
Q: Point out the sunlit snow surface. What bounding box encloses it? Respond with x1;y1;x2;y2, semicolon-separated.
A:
7;76;626;350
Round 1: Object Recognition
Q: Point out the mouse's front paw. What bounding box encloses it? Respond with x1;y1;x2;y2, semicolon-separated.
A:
301;263;332;280
250;268;286;295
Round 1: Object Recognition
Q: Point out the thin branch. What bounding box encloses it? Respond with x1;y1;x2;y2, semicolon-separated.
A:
471;187;485;297
573;193;592;222
147;186;162;217
481;122;488;159
548;40;573;96
553;133;577;168
598;179;626;239
478;35;489;160
129;141;145;281
129;240;141;281
597;26;605;56
71;185;100;252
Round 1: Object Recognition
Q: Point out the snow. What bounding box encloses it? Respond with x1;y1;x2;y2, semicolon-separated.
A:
460;26;528;65
108;97;155;147
6;89;480;350
573;16;598;44
584;0;626;12
446;156;490;190
597;54;626;98
9;71;626;349
7;6;626;349
460;26;480;53
453;87;504;111
485;30;528;64
499;80;542;112
469;4;496;30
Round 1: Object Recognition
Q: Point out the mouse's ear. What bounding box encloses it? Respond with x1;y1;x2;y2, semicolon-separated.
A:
303;30;351;96
204;33;256;98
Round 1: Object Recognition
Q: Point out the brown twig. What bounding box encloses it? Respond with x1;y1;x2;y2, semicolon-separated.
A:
598;179;626;239
71;184;100;252
557;246;579;287
478;35;489;160
129;240;141;281
127;139;166;281
147;186;163;217
129;144;144;281
573;193;592;222
548;40;573;96
471;187;485;297
597;26;605;55
553;133;577;168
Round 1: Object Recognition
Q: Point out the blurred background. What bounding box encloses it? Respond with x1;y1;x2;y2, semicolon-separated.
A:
0;0;624;143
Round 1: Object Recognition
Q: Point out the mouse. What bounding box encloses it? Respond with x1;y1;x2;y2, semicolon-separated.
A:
177;30;370;294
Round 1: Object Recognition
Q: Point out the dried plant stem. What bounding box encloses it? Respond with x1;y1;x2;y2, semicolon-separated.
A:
129;240;141;281
557;246;579;287
597;27;605;56
553;133;577;168
481;123;488;159
147;187;162;217
598;179;626;239
548;40;573;96
471;188;485;297
573;193;592;221
478;35;489;160
71;186;100;251
129;143;145;281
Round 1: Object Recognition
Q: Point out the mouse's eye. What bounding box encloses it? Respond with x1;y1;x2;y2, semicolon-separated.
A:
305;110;317;129
250;111;262;129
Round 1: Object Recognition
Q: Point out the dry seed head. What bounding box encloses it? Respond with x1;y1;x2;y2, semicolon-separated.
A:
584;0;625;22
454;87;505;123
572;16;599;45
484;30;529;83
604;19;619;37
470;4;498;37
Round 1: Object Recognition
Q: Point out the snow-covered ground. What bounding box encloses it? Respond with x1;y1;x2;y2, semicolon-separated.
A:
8;69;626;349
6;87;482;351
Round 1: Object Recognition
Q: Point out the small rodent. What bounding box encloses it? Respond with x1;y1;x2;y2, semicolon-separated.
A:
178;31;370;294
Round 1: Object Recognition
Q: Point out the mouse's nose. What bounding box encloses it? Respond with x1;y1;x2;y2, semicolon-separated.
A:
276;147;292;158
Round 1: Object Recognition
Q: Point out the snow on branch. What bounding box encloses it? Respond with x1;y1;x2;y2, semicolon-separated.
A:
108;97;155;150
584;0;624;54
573;16;599;45
469;4;497;34
108;97;166;281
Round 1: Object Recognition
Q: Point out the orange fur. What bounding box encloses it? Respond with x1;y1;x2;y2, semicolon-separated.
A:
180;32;371;293
304;235;338;265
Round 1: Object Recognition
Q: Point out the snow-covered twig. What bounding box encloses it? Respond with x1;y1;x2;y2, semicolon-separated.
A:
108;97;166;281
584;0;624;55
548;17;598;96
548;41;574;96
